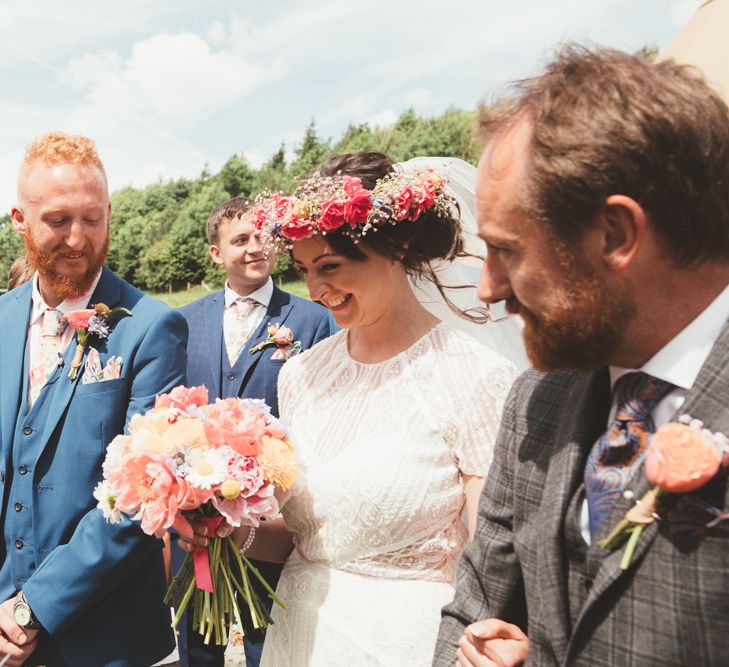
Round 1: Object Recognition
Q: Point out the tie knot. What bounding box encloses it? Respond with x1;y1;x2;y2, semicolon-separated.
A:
232;296;257;308
614;371;675;422
42;308;68;337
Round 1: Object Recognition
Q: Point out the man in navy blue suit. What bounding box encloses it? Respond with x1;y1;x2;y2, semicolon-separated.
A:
0;132;187;666
173;197;334;667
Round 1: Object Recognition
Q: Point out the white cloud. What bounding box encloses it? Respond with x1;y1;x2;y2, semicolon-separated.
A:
367;108;398;128
61;32;277;121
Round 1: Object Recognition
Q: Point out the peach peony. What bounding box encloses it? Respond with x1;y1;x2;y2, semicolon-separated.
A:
155;385;209;412
645;422;721;493
257;436;297;492
115;452;181;537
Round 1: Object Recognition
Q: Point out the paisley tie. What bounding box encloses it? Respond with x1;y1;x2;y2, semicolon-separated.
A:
584;371;675;540
223;297;257;366
29;308;68;406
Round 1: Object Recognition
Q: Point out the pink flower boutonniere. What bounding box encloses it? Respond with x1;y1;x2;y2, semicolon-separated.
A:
64;303;132;380
249;324;302;361
600;415;727;569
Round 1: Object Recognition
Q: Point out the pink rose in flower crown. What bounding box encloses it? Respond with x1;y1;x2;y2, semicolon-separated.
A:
396;186;414;221
252;207;268;229
344;189;373;226
282;217;315;240
155;385;209;412
65;309;95;329
272;325;294;346
319;197;347;232
644;422;722;493
342;176;363;196
273;193;293;220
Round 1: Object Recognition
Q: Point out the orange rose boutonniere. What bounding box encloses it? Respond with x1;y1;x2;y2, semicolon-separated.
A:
600;415;726;569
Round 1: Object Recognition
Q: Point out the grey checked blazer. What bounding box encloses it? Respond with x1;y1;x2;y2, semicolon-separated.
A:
434;320;729;667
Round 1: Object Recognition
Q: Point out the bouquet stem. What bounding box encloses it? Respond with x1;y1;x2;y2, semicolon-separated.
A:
165;535;283;645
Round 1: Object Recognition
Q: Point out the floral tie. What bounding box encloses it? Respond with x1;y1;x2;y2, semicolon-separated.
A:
584;371;675;540
28;308;68;406
223;297;257;366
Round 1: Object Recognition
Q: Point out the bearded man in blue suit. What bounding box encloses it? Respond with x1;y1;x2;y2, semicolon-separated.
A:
0;132;187;666
173;197;333;667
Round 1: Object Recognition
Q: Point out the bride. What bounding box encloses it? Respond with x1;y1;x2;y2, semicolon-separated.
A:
179;152;526;666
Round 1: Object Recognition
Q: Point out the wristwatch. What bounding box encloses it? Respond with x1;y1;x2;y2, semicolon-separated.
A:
13;591;41;630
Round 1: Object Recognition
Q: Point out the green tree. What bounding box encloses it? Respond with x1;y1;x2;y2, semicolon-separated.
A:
253;143;293;193
289;121;330;180
217;154;256;197
0;216;25;288
166;181;229;287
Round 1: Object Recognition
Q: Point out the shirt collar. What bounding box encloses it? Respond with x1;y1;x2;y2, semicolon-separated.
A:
610;283;729;391
224;277;274;309
30;270;103;325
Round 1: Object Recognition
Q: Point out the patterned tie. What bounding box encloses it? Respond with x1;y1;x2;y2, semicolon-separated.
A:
223;297;257;366
28;308;68;406
584;371;675;540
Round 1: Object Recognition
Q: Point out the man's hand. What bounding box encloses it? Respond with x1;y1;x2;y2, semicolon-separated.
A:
0;597;39;667
456;618;528;667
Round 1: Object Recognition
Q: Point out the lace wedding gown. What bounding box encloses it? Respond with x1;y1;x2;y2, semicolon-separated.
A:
260;324;517;667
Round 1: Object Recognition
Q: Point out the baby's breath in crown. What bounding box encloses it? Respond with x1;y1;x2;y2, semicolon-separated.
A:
247;168;456;249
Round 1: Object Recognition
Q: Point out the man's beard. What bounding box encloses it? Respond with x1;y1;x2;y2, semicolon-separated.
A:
25;228;109;301
511;261;635;373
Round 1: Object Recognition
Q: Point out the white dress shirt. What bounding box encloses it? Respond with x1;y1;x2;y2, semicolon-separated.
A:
223;277;273;351
580;283;729;543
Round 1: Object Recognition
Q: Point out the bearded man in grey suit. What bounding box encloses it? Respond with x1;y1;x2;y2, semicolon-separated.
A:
434;46;729;667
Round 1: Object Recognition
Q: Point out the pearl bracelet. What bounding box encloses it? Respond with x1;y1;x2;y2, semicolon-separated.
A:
240;526;256;554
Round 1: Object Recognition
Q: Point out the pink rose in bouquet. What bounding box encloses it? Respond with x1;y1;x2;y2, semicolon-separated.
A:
94;386;297;646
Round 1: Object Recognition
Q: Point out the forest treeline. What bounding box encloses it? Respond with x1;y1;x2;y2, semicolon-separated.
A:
0;107;480;291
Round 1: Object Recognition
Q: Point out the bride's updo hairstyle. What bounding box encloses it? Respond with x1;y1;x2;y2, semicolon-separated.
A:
313;152;465;279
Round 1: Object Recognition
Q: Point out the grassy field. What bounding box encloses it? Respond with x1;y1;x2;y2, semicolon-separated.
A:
152;279;309;308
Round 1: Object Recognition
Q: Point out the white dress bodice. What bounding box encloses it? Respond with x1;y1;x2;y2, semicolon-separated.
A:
261;324;517;666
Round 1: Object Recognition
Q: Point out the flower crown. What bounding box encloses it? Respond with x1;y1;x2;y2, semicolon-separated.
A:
249;168;456;246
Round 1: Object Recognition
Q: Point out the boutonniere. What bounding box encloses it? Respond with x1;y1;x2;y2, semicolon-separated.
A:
64;303;132;380
600;415;727;569
249;324;302;360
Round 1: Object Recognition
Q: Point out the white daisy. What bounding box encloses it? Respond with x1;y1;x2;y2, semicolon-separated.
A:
184;447;229;489
93;480;123;524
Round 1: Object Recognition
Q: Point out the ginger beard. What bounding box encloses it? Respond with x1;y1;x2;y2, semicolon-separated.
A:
510;253;636;373
24;224;109;301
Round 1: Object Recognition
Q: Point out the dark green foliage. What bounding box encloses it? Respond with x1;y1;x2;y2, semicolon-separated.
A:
1;106;481;291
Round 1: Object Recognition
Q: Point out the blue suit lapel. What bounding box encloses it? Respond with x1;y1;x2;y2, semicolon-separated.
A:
0;283;33;476
205;293;224;398
39;267;122;450
231;286;293;396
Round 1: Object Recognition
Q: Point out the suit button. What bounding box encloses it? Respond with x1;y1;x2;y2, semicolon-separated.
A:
15;539;24;549
23;426;32;435
14;503;22;512
227;373;235;381
18;465;28;475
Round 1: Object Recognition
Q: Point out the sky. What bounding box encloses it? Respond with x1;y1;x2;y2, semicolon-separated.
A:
0;0;703;214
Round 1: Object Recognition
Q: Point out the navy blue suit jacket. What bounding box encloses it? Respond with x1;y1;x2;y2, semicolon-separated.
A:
179;285;333;415
0;267;187;666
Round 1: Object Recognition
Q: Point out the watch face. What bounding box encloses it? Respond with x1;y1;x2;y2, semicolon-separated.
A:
14;604;31;626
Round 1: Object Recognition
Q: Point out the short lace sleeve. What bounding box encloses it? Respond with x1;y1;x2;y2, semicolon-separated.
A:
439;333;519;477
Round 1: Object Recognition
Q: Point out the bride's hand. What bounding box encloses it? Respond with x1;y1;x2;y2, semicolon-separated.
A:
176;519;248;553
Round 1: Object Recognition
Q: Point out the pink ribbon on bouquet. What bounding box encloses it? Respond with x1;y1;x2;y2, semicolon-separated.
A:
193;516;224;593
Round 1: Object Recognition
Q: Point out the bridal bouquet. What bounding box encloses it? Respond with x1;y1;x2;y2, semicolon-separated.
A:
93;385;297;645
